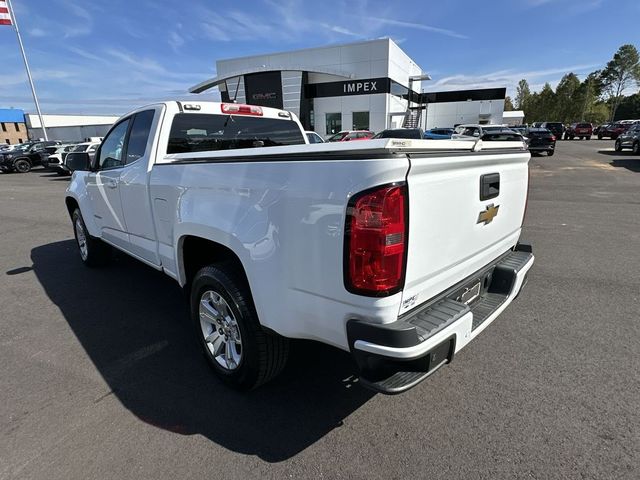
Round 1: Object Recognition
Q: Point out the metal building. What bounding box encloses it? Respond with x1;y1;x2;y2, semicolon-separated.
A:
190;38;506;136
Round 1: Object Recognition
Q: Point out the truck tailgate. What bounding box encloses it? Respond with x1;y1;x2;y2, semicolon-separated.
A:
400;150;530;315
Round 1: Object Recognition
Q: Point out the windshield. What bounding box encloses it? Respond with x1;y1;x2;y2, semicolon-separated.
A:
12;144;32;152
326;132;347;142
71;144;90;152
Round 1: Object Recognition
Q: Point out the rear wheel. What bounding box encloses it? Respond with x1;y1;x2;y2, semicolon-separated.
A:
547;149;555;157
633;142;640;155
14;159;31;173
598;134;603;140
191;264;289;390
615;139;623;152
72;209;111;267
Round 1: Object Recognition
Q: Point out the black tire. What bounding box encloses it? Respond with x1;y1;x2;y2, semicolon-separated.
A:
190;264;289;390
72;209;111;267
614;139;623;152
633;142;640;155
547;149;555;157
586;136;591;140
14;158;31;173
598;134;603;140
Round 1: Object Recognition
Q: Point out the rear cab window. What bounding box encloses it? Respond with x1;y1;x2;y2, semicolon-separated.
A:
167;113;305;154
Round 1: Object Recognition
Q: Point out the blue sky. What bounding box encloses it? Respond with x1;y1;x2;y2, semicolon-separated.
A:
1;0;639;114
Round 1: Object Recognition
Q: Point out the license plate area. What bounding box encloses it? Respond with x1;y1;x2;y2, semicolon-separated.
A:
456;279;482;305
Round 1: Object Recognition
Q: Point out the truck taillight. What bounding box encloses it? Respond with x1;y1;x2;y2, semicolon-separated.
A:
550;135;556;141
221;103;263;116
345;184;408;296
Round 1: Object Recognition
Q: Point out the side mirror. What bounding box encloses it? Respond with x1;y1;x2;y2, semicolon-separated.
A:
66;152;91;172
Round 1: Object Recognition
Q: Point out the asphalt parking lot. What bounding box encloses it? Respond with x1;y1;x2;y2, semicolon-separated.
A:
1;139;639;480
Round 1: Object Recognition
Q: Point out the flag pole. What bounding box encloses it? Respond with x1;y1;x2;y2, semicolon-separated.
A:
6;0;48;140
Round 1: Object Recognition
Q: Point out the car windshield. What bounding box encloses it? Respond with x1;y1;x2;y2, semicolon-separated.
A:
12;144;32;152
326;132;347;142
71;144;90;152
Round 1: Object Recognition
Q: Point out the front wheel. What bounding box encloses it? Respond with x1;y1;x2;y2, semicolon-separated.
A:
72;209;111;267
14;159;31;173
191;264;289;390
598;134;603;140
547;149;555;157
614;139;623;152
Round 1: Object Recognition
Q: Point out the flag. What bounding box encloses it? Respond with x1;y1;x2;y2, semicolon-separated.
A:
0;0;12;25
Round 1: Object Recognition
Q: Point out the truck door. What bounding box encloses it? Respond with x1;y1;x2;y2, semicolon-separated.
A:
86;118;131;250
118;108;162;266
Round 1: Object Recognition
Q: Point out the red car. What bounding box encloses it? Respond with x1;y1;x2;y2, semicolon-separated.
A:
564;123;593;140
326;130;374;142
598;123;629;140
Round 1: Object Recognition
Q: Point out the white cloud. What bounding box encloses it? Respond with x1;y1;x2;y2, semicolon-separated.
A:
431;63;602;96
361;17;469;40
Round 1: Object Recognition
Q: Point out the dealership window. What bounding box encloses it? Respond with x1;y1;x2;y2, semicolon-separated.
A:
325;113;342;135
14;122;20;131
18;138;23;143
352;112;369;131
1;123;6;132
5;139;10;144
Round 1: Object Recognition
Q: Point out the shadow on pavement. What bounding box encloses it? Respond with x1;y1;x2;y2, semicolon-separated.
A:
30;240;374;461
609;159;640;173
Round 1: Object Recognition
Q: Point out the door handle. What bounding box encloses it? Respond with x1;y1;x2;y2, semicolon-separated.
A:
480;173;499;200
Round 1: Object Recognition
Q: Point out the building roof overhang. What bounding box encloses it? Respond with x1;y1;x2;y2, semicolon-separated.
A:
189;66;355;93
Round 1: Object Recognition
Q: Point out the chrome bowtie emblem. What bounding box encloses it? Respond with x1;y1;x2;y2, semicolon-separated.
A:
477;204;499;225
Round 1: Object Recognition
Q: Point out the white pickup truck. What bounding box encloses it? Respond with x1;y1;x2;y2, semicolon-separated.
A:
65;101;534;394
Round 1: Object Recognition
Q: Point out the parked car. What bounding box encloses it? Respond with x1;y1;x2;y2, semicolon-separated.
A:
614;123;640;153
44;144;78;170
564;123;593;140
424;128;454;139
0;140;61;173
373;128;424;139
451;124;516;140
530;122;543;128
64;100;533;394
524;128;556;156
540;122;564;140
305;131;325;144
325;130;374;142
598;123;629;140
53;142;100;175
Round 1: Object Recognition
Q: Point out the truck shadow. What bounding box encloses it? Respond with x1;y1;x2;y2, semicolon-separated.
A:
609;159;640;173
30;240;374;462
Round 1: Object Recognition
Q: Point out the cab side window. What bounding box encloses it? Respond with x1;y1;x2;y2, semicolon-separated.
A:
125;110;155;164
98;119;131;170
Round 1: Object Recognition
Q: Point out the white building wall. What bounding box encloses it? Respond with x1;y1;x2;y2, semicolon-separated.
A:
425;99;505;129
216;39;424;135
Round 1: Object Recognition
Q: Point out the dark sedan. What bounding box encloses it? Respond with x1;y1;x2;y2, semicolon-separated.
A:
525;128;556;156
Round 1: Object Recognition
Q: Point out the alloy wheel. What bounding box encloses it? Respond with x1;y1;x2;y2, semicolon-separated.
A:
199;290;242;371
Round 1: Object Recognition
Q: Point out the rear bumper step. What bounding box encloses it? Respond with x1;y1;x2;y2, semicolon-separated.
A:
347;243;534;394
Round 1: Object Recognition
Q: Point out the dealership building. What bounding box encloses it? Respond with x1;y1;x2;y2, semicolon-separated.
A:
190;38;506;135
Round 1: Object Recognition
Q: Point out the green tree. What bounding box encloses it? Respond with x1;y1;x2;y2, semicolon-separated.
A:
599;44;640;121
504;96;514;111
555;73;581;122
612;93;640;120
515;79;531;110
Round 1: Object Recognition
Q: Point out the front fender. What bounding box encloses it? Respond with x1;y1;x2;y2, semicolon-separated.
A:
66;172;99;237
